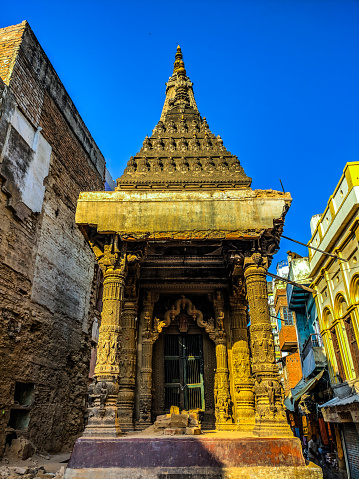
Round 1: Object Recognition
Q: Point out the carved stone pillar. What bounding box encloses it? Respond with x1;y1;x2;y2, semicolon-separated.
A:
229;277;255;431
117;298;137;431
138;292;159;429
213;335;232;429
85;238;128;438
244;252;292;437
211;291;233;430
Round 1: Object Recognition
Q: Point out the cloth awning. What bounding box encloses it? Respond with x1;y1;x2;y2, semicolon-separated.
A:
284;370;324;412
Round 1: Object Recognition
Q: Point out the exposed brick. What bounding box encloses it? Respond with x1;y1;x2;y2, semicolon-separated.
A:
279;324;298;351
282;352;302;395
0;21;26;85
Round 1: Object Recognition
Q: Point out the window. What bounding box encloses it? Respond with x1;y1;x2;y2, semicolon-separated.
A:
344;315;359;376
330;326;346;381
282;307;294;325
14;382;34;407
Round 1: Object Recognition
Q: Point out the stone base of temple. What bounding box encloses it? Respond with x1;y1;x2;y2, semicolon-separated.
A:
81;427;120;438
215;423;240;431
252;422;293;438
65;465;321;478
64;434;323;479
81;407;121;439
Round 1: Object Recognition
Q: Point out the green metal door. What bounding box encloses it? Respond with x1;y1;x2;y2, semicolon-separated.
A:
164;334;204;411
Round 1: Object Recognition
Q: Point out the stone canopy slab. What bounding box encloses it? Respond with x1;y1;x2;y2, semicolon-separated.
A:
75;189;291;240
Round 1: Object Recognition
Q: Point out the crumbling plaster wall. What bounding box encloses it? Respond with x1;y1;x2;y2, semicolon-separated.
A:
0;22;105;457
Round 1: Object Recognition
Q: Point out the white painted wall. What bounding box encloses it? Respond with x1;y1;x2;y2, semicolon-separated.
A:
11;108;51;213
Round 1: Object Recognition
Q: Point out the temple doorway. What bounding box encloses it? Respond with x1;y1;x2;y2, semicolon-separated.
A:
164;333;204;411
152;320;216;429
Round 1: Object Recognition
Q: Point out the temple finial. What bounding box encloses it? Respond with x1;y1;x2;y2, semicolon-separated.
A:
173;45;186;76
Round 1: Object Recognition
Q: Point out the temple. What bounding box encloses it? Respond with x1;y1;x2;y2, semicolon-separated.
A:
67;47;321;478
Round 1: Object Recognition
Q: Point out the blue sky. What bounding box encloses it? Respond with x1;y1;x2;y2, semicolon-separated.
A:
2;0;359;272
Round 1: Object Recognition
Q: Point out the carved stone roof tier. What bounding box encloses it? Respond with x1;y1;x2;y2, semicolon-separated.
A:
117;46;251;190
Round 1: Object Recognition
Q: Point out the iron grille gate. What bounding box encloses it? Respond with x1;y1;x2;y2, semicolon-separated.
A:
164;334;205;411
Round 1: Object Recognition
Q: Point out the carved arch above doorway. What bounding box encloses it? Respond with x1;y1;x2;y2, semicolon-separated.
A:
154;295;215;335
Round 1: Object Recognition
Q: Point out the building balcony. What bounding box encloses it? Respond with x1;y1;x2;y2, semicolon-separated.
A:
301;333;327;378
287;257;311;310
279;324;298;352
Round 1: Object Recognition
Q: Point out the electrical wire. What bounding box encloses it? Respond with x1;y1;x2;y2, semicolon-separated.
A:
271;261;359;291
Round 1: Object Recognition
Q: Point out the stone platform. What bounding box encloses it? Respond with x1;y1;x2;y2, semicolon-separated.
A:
64;433;322;478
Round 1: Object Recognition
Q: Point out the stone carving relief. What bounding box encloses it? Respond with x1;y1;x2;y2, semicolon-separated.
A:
232;342;251;381
254;377;284;420
96;328;122;369
162;295;204;333
214;346;232;426
153;137;164;151
250;324;275;367
190;157;202;172
119;354;136;379
124;156;136;174
136;157;149;173
83;378;119;438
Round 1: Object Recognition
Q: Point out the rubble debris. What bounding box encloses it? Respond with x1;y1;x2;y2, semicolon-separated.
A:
0;453;68;479
5;439;34;461
153;408;203;436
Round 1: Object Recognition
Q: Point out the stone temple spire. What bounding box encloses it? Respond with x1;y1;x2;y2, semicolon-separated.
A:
173;45;186;76
117;47;252;190
159;45;200;121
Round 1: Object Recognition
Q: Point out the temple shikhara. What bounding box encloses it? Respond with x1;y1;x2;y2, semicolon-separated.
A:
67;47;322;478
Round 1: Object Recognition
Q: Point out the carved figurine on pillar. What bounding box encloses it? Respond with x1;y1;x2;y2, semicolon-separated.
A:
210;291;233;430
83;234;128;438
244;252;292;437
229;277;255;431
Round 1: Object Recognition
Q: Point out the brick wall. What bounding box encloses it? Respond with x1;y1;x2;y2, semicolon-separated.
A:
0;21;25;85
279;324;298;351
0;22;105;456
283;352;302;395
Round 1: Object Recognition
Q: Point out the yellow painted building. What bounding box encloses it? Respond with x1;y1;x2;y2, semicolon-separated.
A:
310;162;359;386
309;162;359;477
